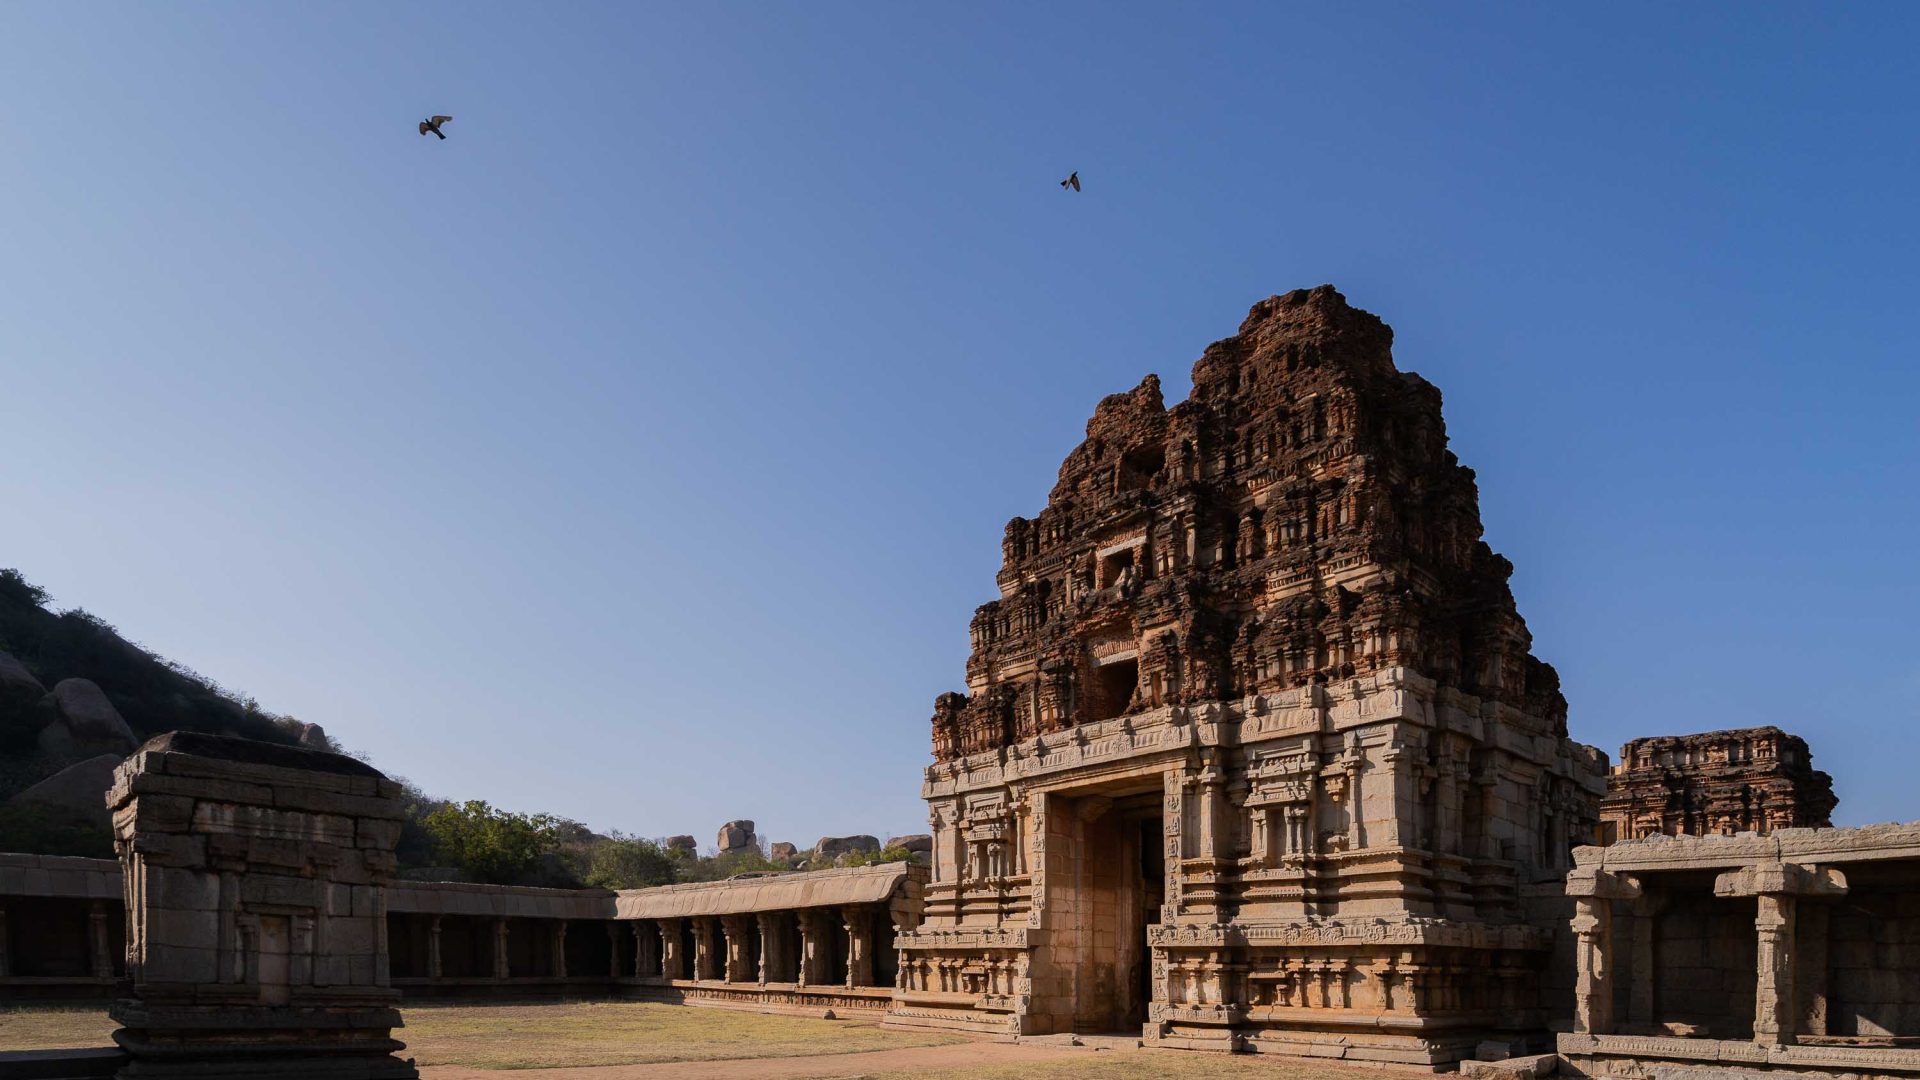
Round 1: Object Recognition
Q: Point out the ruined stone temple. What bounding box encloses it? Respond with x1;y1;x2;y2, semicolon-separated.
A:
888;286;1610;1063
7;286;1918;1080
1599;727;1836;844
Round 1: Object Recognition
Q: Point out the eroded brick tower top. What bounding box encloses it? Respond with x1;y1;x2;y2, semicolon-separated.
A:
932;284;1566;760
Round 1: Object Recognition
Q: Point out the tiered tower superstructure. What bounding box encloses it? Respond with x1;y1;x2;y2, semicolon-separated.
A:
890;287;1609;1065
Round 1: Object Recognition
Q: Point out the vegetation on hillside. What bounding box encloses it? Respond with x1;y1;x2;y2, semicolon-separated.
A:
0;568;318;858
0;567;918;888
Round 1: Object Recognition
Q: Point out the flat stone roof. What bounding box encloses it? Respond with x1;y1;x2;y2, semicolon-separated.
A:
613;863;918;919
1575;820;1920;873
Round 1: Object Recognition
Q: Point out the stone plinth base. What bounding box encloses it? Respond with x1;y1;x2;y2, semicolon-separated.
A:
1559;1032;1920;1080
627;980;894;1020
110;1002;417;1080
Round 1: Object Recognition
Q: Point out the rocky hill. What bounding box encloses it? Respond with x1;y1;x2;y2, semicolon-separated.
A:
0;568;324;855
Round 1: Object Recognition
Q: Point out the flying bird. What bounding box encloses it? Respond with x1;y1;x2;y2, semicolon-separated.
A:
418;115;453;140
1060;171;1080;192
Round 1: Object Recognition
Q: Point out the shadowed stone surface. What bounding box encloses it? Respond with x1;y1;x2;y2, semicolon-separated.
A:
107;732;417;1078
0;650;44;696
7;754;123;830
39;679;136;754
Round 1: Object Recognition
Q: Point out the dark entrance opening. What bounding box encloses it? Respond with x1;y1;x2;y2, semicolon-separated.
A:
1131;813;1166;1027
1043;784;1165;1035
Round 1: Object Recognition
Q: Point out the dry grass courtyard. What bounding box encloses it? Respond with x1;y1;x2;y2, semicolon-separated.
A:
0;1000;1390;1079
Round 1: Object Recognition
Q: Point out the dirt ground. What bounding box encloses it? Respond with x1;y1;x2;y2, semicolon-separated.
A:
0;1001;1395;1079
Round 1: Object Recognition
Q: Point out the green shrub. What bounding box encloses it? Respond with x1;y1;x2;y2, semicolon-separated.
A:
421;800;567;885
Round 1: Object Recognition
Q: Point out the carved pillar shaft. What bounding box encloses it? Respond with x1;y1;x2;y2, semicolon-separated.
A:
492;918;511;980
88;901;113;979
659;919;683;980
844;908;873;988
1572;897;1614;1035
692;920;714;980
797;911;823;987
606;922;623;979
756;913;776;985
1755;894;1797;1046
551;921;568;979
427;916;443;980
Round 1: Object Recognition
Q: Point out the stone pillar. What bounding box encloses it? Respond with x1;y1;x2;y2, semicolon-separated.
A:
0;902;9;977
1754;893;1797;1046
756;912;777;985
722;915;751;982
492;918;511;979
607;922;623;978
797;910;826;987
844;907;873;988
693;919;717;981
88;900;114;979
551;921;568;979
658;919;684;980
1714;861;1846;1048
632;922;651;979
427;916;443;980
1566;866;1639;1036
1572;898;1613;1034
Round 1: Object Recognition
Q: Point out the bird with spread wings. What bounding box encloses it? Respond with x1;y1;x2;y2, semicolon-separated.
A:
419;115;453;140
1059;171;1080;192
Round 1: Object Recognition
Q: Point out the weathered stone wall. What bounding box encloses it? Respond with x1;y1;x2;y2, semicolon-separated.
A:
107;732;417;1079
0;853;121;998
1562;823;1920;1080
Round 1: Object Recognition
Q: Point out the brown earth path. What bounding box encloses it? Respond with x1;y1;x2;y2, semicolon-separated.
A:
418;1039;1082;1080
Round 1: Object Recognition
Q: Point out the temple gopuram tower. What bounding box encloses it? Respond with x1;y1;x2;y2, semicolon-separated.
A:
887;287;1608;1065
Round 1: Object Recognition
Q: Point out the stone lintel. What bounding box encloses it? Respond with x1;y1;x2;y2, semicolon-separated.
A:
1565;867;1642;900
1713;861;1848;898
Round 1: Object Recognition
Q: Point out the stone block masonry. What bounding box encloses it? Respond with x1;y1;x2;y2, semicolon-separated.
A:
1600;727;1836;844
891;287;1611;1065
106;731;418;1079
1561;822;1920;1080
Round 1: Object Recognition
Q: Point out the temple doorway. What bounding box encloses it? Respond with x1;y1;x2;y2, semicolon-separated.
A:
1039;783;1165;1034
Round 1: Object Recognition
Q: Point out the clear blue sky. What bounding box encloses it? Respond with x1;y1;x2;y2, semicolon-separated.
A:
3;4;1916;846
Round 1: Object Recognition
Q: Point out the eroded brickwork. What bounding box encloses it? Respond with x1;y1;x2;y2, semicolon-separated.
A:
1600;727;1836;843
893;287;1609;1065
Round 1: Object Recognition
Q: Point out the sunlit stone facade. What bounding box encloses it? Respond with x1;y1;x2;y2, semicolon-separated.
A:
888;288;1610;1065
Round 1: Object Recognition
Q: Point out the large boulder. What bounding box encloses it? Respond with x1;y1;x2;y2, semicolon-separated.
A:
886;834;933;863
0;650;44;696
7;753;124;831
664;835;697;856
41;678;137;750
769;841;800;865
296;722;331;750
814;834;880;866
717;820;758;854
